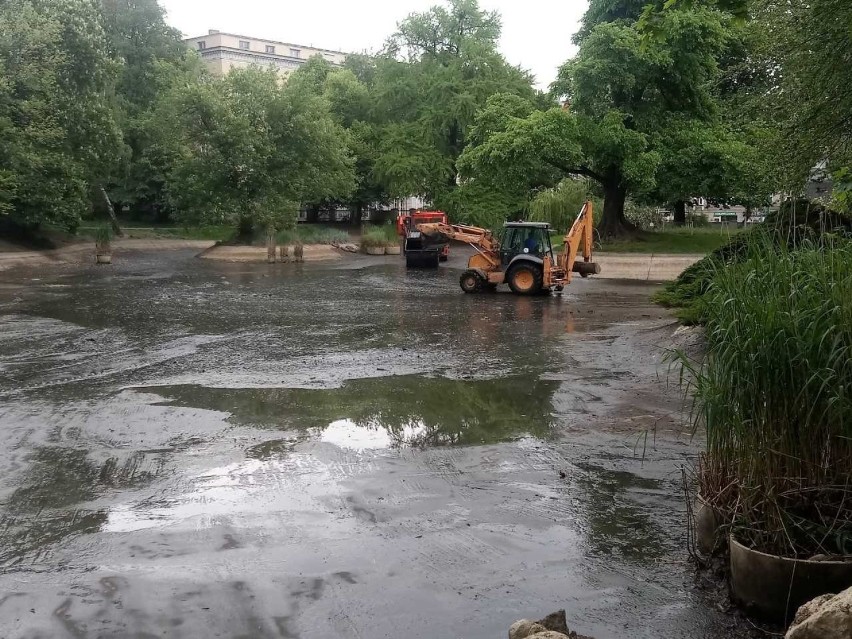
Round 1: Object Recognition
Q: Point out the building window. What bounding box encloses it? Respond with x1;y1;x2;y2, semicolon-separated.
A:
290;48;301;58
239;40;250;50
197;41;206;50
266;45;276;54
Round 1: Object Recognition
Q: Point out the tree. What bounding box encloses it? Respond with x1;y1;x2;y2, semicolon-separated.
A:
157;67;356;239
373;0;536;214
0;0;120;231
757;0;852;193
288;56;388;224
459;1;739;237
98;0;202;222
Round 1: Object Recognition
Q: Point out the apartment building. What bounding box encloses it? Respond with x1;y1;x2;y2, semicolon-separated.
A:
185;30;346;78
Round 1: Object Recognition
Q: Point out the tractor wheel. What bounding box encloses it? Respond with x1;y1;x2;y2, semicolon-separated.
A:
507;263;543;296
459;269;485;294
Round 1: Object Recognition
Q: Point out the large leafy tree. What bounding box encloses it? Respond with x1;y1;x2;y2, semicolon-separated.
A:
0;0;120;231
98;0;203;221
459;1;741;237
287;56;388;223
757;0;851;202
157;67;356;238
373;0;536;215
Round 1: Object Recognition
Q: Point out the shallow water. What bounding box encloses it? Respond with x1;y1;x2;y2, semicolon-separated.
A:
0;250;749;638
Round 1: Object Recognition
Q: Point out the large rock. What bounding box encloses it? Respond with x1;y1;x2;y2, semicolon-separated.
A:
508;610;594;639
786;587;852;639
508;620;547;639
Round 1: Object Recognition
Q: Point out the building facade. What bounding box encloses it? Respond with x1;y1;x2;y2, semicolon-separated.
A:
185;31;346;78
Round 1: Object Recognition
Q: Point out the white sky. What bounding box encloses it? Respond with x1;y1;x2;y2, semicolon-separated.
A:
159;0;588;89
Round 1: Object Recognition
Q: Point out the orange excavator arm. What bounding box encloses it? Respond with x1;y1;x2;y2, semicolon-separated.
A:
559;201;600;284
416;222;502;269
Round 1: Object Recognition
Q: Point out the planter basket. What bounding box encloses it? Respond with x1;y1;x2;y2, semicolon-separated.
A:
385;245;401;255
365;246;385;255
694;495;730;556
729;535;852;624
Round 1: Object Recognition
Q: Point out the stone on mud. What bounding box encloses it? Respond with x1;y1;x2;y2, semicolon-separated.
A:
536;610;570;635
786;587;852;639
508;620;547;639
508;611;594;639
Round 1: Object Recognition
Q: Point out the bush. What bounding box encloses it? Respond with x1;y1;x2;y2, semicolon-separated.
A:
94;225;112;247
360;223;398;247
655;199;852;322
679;237;852;556
360;227;389;249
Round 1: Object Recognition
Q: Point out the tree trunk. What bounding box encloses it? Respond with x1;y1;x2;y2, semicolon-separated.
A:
351;202;364;227
673;200;687;226
237;215;254;244
597;181;636;239
99;186;124;237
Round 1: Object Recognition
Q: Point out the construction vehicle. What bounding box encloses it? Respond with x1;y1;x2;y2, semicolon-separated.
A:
398;210;449;268
416;201;601;295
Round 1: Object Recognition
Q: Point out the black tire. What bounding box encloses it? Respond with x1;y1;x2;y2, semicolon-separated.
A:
507;263;544;296
459;269;485;294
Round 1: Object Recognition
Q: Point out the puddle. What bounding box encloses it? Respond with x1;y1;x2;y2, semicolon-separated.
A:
141;374;560;448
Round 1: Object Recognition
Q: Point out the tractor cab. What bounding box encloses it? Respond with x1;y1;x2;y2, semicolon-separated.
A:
500;222;554;266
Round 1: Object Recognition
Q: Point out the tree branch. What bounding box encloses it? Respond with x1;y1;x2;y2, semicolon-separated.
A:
547;160;604;184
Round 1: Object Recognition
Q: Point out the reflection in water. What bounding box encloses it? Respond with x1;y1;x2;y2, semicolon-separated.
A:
0;447;154;566
320;418;426;450
143;375;559;448
574;462;669;560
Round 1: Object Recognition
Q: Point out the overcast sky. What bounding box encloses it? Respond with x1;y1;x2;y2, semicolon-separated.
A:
159;0;587;89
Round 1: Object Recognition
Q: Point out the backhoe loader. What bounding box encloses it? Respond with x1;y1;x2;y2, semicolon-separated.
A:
416;201;601;295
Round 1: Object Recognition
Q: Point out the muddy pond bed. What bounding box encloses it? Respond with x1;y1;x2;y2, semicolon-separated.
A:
0;249;753;638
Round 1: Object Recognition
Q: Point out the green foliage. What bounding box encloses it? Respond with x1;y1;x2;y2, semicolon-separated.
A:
529;179;599;232
374;0;536;207
679;236;852;556
0;0;120;230
461;1;744;238
98;0;203;219
360;226;395;249
94;225;112;246
756;0;852;188
656;200;852;320
276;225;351;246
157;67;356;235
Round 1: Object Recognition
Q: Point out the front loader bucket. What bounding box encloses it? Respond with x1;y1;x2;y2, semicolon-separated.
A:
404;232;440;268
405;249;440;268
572;261;601;276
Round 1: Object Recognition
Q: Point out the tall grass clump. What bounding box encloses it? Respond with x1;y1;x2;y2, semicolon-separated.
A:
656;199;852;323
276;225;350;245
360;223;398;248
683;236;852;557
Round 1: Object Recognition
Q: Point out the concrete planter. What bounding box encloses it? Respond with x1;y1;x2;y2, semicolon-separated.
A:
96;253;112;265
694;495;729;556
729;535;852;624
385;245;401;255
365;246;386;256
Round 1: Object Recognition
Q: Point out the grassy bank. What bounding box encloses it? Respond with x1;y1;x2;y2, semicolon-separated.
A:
598;226;742;254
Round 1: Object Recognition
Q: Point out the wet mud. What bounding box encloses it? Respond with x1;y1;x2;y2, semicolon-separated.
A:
0;250;750;638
